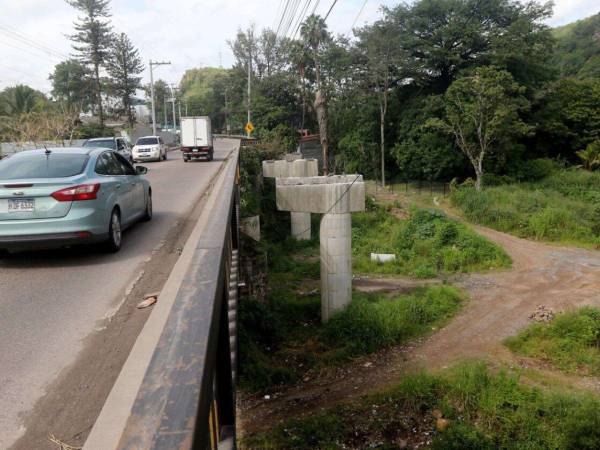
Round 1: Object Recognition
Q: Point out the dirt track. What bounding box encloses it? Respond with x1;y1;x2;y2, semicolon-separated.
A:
240;214;600;437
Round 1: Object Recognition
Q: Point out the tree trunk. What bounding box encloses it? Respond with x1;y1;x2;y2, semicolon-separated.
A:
474;157;484;191
380;104;385;187
94;62;104;127
315;89;329;175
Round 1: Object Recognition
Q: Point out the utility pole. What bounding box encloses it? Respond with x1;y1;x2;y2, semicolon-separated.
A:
247;49;251;138
163;96;168;129
169;85;177;131
149;60;171;136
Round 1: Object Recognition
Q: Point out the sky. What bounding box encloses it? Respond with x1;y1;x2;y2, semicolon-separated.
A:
0;0;599;94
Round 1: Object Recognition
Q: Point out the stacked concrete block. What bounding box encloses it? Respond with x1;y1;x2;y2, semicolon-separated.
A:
276;175;365;321
262;157;318;240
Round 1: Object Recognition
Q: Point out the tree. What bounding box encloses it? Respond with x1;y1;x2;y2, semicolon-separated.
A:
300;15;332;174
390;0;554;90
576;141;600;171
0;85;46;116
144;79;169;126
428;67;530;190
49;59;92;111
356;17;406;186
106;32;144;127
67;0;112;126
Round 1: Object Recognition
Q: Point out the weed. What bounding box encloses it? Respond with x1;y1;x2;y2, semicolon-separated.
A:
505;307;600;374
353;205;511;278
451;168;600;247
245;362;600;449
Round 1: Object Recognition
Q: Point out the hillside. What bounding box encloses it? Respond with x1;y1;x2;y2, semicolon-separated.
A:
554;12;600;78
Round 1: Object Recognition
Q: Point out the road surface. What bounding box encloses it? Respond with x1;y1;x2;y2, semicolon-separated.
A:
0;139;237;448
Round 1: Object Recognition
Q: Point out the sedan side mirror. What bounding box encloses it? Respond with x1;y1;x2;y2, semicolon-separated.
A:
136;166;148;175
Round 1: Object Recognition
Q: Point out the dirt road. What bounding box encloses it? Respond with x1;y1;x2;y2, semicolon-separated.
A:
240;211;600;437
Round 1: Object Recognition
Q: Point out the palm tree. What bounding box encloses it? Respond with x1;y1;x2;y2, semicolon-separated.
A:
576;141;600;171
300;15;331;174
3;85;41;115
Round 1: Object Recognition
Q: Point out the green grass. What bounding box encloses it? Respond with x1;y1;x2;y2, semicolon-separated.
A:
353;202;511;278
243;362;600;449
505;307;600;375
239;284;464;392
451;169;600;248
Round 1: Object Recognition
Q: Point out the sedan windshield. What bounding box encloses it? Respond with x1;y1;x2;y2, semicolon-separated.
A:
136;137;159;145
84;139;116;149
0;153;89;180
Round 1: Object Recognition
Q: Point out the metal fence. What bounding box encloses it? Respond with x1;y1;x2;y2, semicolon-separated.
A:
85;144;241;450
372;180;452;197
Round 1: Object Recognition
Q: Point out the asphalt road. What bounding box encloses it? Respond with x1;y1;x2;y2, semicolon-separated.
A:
0;139;237;448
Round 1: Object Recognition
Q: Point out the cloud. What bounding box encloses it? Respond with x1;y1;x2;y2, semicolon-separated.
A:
0;0;598;93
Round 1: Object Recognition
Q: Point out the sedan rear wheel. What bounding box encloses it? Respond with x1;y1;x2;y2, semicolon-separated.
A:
105;209;122;252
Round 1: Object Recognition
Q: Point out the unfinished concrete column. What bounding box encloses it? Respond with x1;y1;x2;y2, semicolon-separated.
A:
262;157;318;240
291;211;311;240
276;175;365;321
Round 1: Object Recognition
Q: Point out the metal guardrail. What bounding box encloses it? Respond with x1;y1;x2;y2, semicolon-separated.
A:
85;144;241;450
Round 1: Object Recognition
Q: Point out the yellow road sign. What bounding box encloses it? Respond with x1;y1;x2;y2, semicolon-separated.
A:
245;122;255;134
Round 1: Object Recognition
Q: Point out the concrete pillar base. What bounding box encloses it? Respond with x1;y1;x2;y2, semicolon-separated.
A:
320;213;352;322
291;212;311;240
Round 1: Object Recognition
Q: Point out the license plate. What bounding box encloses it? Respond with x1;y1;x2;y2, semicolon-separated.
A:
8;198;35;212
193;149;199;153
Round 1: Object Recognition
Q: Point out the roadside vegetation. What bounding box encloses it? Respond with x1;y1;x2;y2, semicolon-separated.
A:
506;307;600;375
244;362;600;449
239;244;464;392
353;200;511;278
451;162;600;248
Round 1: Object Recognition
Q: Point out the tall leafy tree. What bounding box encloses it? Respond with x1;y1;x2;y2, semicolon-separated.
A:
49;59;92;111
428;67;530;190
390;0;553;90
67;0;112;126
356;17;406;186
106;32;144;127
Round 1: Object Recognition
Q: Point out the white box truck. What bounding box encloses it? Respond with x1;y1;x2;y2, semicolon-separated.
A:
180;116;214;162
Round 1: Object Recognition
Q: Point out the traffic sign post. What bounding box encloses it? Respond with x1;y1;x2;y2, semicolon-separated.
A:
245;122;254;135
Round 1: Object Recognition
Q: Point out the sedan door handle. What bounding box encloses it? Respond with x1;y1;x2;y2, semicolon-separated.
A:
115;184;121;190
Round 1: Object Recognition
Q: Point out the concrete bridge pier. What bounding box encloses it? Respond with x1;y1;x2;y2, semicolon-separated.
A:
262;156;318;241
276;175;365;321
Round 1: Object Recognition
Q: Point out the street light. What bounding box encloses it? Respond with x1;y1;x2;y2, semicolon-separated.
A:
149;60;171;136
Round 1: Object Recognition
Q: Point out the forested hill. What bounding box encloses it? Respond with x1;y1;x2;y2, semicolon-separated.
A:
554;12;600;78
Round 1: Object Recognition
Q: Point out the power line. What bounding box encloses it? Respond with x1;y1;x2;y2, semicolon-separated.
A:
0;40;63;65
282;0;302;39
290;0;313;40
324;0;339;21
0;23;69;59
351;0;369;30
0;62;39;79
275;0;293;39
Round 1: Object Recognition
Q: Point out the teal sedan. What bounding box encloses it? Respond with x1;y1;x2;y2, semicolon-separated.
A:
0;147;152;253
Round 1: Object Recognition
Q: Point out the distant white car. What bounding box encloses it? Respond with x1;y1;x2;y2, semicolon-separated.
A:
132;136;167;162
